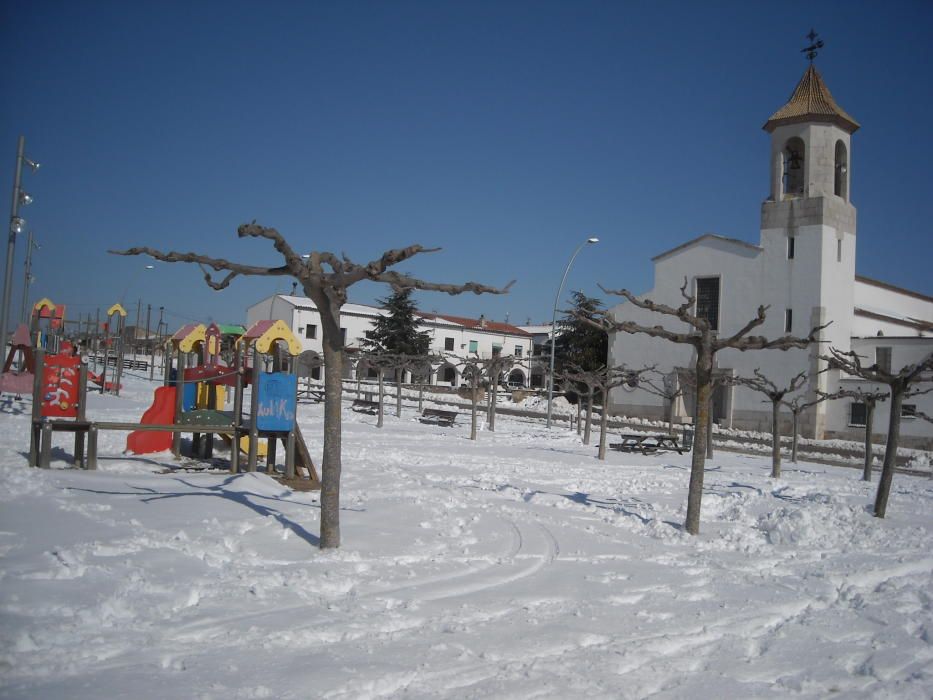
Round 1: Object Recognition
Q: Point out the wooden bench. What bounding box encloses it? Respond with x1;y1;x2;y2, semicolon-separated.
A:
351;399;379;415
609;433;685;454
419;408;457;427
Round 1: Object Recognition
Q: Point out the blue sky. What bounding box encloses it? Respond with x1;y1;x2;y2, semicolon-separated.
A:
2;1;931;332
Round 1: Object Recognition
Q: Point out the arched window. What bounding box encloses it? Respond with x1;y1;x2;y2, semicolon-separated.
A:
834;140;848;199
441;365;457;385
507;369;526;388
782;137;805;196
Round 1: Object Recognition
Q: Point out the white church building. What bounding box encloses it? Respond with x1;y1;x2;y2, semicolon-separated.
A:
607;63;933;447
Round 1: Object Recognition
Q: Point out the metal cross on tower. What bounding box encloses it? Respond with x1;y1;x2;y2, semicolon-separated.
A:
801;29;824;62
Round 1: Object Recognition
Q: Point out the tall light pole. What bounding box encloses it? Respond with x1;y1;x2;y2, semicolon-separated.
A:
20;231;39;324
1;136;39;358
546;236;599;429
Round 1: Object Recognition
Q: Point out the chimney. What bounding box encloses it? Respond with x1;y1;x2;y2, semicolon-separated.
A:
479;314;487;329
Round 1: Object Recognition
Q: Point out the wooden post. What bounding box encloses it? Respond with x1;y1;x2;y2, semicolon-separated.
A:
76;362;88;468
87;425;98;470
172;352;186;458
377;370;385;428
29;349;44;466
39;422;53;468
230;345;244;474
247;346;260;472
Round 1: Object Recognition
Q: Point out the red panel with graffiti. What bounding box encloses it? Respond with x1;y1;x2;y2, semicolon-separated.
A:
41;355;81;418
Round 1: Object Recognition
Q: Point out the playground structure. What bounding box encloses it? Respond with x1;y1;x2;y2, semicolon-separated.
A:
120;319;319;483
1;298;69;397
17;310;319;486
90;303;126;395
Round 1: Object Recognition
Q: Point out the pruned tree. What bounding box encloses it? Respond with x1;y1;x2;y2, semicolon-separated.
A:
782;391;834;464
358;352;419;426
477;354;514;432
728;369;807;478
817;386;887;480
581;279;827;535
822;347;933;517
112;223;512;548
561;364;654;459
454;356;483;440
637;368;686;434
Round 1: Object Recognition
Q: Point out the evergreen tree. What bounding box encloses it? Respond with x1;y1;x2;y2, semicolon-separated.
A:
362;288;431;356
554;291;608;373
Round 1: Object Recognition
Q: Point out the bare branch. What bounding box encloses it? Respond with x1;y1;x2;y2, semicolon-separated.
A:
110;247;291;290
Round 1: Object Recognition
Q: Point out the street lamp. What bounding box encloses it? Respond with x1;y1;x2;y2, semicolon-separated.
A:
546;236;599;429
1;136;39;359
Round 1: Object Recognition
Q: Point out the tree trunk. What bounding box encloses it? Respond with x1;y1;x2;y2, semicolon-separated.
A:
685;349;713;536
319;330;344;549
705;395;714;459
576;401;583;436
470;373;478;440
583;388;593;445
395;368;402;417
874;386;903;518
418;381;424;413
791;410;799;463
597;400;608;460
377;370;385;428
489;378;497;432
770;399;782;478
862;401;874;482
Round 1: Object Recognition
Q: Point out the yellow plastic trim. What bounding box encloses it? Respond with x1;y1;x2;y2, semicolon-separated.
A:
107;303;128;318
253;319;302;356
176;324;207;353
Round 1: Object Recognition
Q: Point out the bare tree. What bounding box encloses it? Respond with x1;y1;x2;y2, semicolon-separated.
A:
480;354;514;432
817;387;887;480
728;369;807;478
561;364;654;459
359;352;435;423
637;368;685;434
822;348;933;517
582;279;826;535
112;223;511;548
782;391;834;464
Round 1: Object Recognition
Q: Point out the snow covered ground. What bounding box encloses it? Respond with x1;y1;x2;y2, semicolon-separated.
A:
2;372;933;699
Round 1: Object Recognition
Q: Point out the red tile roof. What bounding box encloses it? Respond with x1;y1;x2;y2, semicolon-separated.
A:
418;312;531;336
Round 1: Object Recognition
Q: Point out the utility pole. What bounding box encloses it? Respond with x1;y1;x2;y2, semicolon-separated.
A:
2;136;38;358
19;230;38;324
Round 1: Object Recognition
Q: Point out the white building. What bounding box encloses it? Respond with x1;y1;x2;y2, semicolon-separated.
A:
246;296;534;387
607;63;933;447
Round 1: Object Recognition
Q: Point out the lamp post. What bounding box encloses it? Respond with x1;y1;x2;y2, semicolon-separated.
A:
546;236;599;429
1;136;39;358
19;231;39;324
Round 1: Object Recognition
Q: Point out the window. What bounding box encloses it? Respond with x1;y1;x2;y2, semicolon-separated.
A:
875;347;892;373
364;330;375;340
782;137;805;196
902;404;917;419
837;239;842;263
340;327;347;343
444;337;454;351
787;236;795;260
849;402;867;427
311;367;321;380
834;140;848;199
784;309;793;333
305;324;317;339
468;340;478;353
533;344;543;357
695;277;720;331
492;343;502;357
442;366;456;383
515;345;523;358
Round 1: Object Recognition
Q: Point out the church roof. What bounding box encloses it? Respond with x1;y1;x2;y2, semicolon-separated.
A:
764;64;859;133
651;233;762;263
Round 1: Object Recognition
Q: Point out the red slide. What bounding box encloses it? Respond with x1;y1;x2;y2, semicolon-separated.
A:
126;386;177;454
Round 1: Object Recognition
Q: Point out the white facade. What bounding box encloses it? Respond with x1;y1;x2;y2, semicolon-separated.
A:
246;296;534;387
607;65;933;447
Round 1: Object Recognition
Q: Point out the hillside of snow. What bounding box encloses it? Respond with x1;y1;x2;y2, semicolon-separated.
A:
1;372;932;699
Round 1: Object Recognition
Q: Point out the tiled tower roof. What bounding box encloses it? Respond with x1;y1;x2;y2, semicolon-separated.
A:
764;64;859;133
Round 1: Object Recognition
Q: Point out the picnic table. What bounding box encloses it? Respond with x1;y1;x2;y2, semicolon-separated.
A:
609;433;686;454
299;387;325;403
351;399;379;415
419;408;457;427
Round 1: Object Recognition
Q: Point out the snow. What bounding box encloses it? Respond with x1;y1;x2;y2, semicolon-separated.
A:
2;372;933;698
